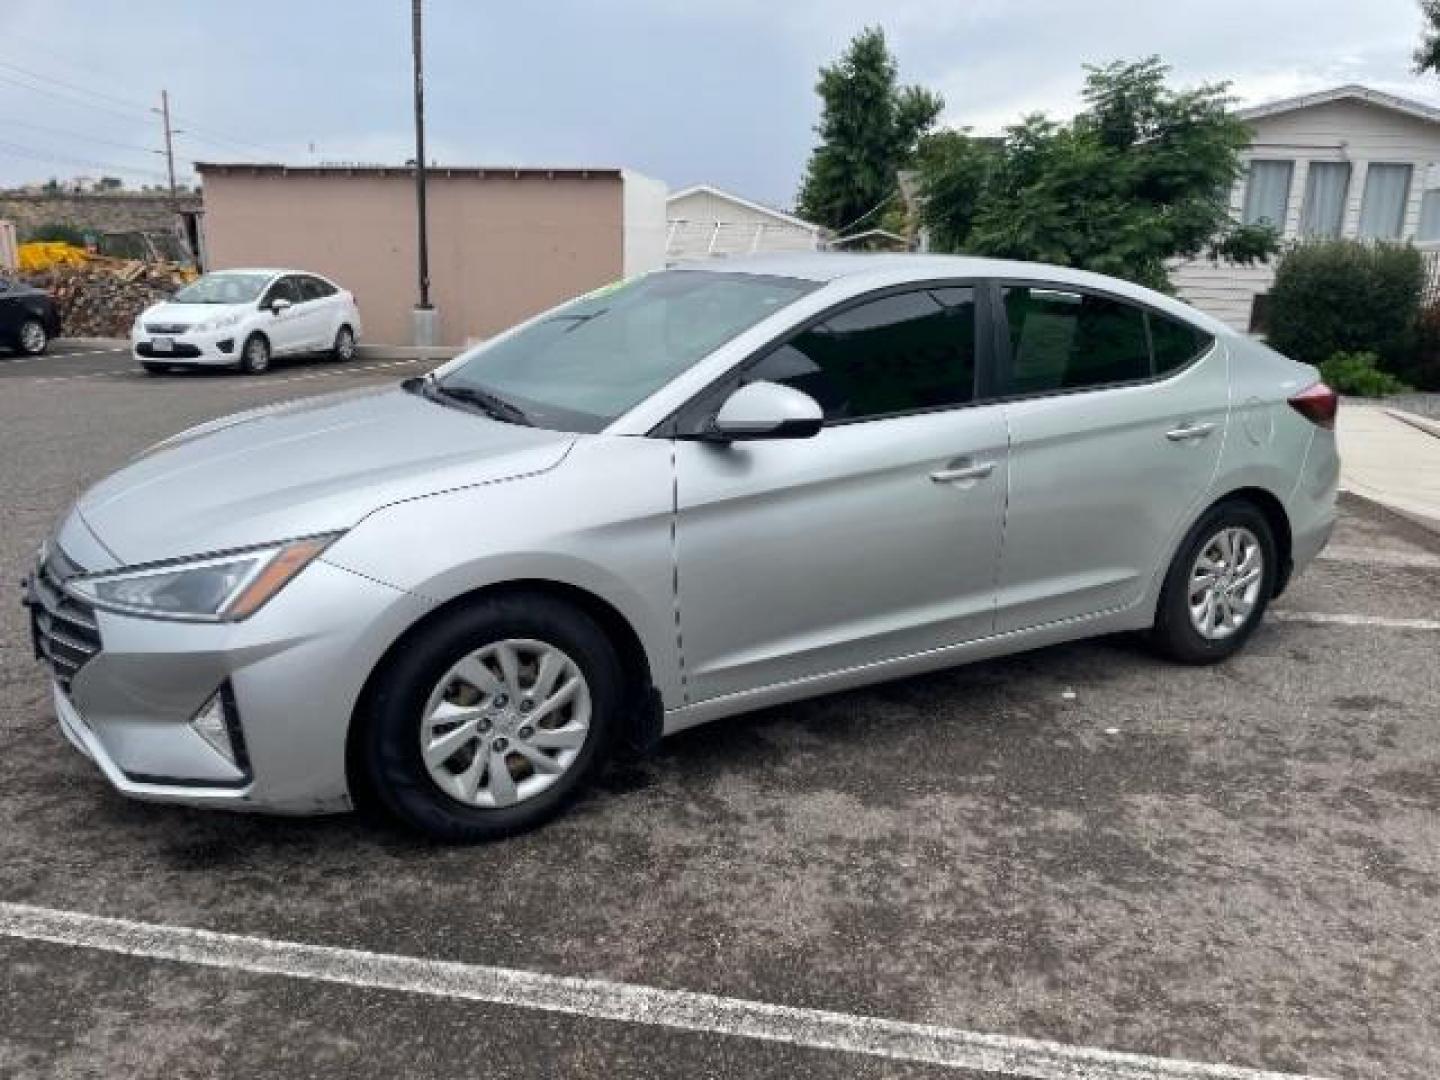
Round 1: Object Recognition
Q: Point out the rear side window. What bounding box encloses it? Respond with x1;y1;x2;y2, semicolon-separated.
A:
1148;310;1213;374
1001;286;1211;394
748;287;977;421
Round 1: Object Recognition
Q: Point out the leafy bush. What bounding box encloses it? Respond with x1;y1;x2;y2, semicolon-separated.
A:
1266;241;1425;375
1318;351;1411;397
22;221;88;246
1406;301;1440;390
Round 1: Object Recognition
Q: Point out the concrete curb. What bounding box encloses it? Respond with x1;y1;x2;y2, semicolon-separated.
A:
1386;407;1440;441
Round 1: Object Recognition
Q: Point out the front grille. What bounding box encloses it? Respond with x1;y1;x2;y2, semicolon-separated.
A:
144;322;191;334
137;342;202;358
27;546;103;693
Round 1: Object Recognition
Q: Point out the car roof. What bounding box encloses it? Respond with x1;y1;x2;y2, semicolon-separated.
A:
670;253;1234;336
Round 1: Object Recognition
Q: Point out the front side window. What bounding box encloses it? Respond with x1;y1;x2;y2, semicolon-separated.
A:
746;286;977;422
173;271;272;305
260;277;302;307
440;270;817;433
1358;163;1413;239
1242;160;1295;229
298;276;334;301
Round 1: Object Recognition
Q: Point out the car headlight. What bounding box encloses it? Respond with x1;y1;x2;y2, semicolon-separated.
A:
64;534;338;622
195;312;244;333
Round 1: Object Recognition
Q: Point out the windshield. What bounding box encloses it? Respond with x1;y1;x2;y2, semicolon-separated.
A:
172;272;272;305
438;270;817;432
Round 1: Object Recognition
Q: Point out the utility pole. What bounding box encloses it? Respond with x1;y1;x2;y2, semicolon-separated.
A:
410;0;437;345
157;89;179;208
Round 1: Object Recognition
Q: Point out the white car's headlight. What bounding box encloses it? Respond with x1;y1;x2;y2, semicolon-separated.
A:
64;534;338;622
195;311;244;333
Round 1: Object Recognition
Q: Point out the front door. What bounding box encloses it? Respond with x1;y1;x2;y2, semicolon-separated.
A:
673;285;1009;704
993;283;1229;632
259;275;307;354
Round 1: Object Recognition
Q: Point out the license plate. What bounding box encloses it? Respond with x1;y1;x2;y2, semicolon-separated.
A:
152;337;174;353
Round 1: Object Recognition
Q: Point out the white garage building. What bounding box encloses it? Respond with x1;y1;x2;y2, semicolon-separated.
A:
666;184;821;262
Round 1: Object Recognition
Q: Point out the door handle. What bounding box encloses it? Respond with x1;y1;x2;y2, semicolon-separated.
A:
930;460;996;483
1165;421;1216;442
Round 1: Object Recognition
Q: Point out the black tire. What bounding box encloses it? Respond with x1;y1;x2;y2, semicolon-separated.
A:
332;324;356;362
17;318;48;356
238;333;271;374
360;593;623;841
141;362;169;375
1150;499;1277;665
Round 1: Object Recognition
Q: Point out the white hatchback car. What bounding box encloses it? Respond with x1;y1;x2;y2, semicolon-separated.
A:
133;268;362;375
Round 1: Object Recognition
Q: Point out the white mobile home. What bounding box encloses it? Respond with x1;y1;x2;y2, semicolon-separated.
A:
666;184;821;261
1173;85;1440;331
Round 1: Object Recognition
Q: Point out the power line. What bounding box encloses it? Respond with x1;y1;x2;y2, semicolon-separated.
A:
0;56;288;160
0;138;172;182
5;116;160;157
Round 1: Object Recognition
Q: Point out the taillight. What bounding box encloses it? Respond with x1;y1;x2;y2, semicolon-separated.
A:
1288;382;1338;430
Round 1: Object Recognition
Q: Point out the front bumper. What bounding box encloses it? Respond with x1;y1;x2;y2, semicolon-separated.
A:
40;556;434;815
131;326;241;366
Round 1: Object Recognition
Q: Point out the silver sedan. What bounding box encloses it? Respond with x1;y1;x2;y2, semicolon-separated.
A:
27;255;1338;839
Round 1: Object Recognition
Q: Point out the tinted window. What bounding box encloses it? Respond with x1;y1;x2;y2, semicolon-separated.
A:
748;287;976;421
1148;311;1212;374
298;276;335;301
1002;287;1150;393
260;277;302;307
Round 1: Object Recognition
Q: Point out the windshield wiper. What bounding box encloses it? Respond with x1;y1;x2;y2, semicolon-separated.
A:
427;378;533;426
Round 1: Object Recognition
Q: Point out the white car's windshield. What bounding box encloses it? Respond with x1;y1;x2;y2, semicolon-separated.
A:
437;270;817;432
173;272;272;305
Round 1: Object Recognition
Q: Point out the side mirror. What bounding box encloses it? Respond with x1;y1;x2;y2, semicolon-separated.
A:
710;381;823;441
269;298;292;315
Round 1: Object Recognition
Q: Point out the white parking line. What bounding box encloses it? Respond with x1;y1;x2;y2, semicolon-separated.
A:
1270;610;1440;631
1316;546;1440;570
0;902;1324;1080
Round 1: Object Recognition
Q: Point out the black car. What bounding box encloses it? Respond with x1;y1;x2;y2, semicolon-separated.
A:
0;276;61;355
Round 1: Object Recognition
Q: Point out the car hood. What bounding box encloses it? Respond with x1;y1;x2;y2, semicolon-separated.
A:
75;385;576;564
141;301;249;325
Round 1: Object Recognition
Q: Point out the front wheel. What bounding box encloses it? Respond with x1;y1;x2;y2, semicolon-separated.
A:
1150;500;1277;664
17;319;48;356
238;333;271;374
360;594;622;841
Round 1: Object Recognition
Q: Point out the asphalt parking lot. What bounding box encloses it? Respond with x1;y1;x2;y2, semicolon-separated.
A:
2;341;1438;1080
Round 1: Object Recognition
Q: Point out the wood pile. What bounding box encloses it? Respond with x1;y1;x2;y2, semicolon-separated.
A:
19;258;191;337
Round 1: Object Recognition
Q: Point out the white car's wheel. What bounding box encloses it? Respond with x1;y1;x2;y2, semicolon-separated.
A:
332;325;356;361
239;333;271;374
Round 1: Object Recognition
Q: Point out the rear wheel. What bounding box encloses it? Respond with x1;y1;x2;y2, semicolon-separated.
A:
361;593;622;841
1150;500;1277;664
332;325;356;361
238;333;270;374
17;319;48;356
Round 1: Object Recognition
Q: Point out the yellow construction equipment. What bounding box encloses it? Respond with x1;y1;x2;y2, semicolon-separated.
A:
17;242;90;272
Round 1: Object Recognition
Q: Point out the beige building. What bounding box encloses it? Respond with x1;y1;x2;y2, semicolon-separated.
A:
197;163;666;345
1173;85;1440;331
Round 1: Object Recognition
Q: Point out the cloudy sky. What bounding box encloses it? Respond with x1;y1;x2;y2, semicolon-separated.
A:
3;0;1439;208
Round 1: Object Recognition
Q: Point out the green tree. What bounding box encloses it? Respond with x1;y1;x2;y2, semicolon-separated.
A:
1416;0;1440;74
918;58;1277;291
796;27;943;233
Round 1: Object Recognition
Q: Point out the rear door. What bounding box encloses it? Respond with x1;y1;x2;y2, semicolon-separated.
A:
993;283;1227;632
295;275;340;349
672;283;1009;702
